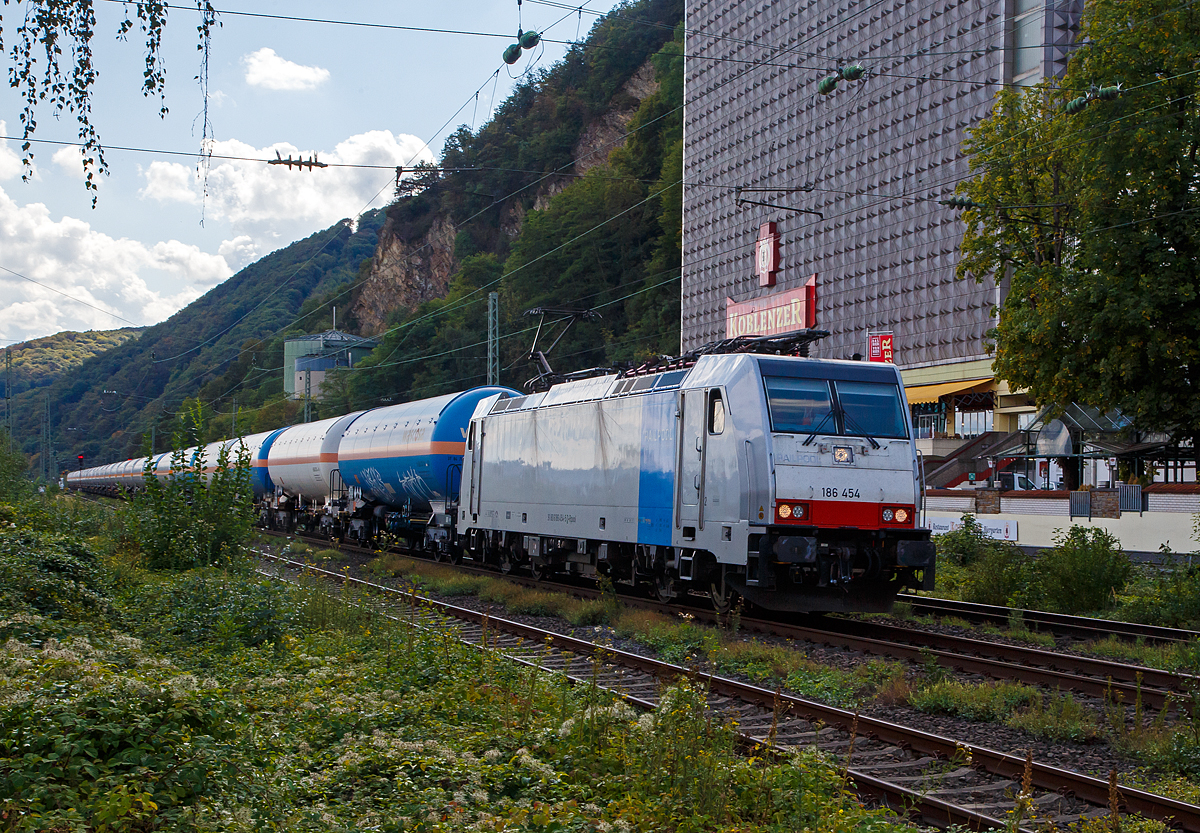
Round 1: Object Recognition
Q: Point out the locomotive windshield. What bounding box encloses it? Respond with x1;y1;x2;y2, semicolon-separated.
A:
836;380;908;439
764;376;908;439
761;377;835;435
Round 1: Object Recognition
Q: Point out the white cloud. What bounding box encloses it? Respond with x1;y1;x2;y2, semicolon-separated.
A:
218;235;256;263
0;185;232;342
140;160;200;204
242;48;330;91
0;122;26;181
138;130;434;268
52;146;88;181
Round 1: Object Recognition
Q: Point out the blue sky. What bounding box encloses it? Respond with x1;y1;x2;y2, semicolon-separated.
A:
0;1;620;344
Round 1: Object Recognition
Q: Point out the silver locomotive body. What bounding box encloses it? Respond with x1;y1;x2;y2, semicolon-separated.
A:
459;353;934;612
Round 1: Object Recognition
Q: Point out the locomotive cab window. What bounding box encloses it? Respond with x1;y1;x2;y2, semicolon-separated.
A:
708;391;725;434
836;381;908;439
763;377;834;434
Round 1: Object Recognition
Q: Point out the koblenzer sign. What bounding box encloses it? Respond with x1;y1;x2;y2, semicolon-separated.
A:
726;276;817;338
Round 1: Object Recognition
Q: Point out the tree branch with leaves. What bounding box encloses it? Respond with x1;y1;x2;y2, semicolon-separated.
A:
2;0;217;205
956;0;1200;441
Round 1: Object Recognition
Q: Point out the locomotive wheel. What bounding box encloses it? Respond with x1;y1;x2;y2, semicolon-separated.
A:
499;551;514;575
654;573;676;602
709;581;737;614
530;561;547;581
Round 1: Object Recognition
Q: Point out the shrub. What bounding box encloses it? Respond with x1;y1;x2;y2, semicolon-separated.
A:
1023;526;1131;614
0;683;234;831
0;528;110;616
934;513;994;567
1114;551;1200;629
934;514;1033;605
127;405;254;571
129;570;296;653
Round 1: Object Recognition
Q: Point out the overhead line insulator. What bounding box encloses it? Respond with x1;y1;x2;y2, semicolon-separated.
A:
817;64;867;96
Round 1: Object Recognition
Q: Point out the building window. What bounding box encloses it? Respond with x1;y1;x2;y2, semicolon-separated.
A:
1012;0;1046;86
955;410;994;438
916;414;945;439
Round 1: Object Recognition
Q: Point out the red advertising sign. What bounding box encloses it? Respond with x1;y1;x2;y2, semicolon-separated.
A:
755;222;780;287
867;332;894;363
726;275;817;338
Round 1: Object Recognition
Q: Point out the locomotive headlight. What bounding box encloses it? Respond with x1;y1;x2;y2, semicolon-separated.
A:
792;502;806;520
895;508;909;523
778;503;793;519
882;508;895;522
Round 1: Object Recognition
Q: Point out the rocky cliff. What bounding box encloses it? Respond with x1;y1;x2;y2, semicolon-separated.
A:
349;59;661;335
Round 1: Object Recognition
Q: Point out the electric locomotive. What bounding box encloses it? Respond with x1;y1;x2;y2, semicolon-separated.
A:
458;336;935;612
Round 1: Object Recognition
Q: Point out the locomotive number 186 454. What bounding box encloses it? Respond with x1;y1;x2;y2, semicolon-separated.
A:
821;487;861;499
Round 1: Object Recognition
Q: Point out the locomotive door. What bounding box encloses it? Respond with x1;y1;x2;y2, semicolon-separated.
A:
467;421;482;517
676;389;706;530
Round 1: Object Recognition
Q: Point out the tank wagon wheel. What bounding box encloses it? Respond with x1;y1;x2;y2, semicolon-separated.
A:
427;541;446;563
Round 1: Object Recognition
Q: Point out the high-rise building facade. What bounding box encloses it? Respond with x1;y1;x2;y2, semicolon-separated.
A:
682;0;1081;438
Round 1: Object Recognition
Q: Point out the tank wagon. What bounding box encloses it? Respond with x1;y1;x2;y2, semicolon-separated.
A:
67;430;281;496
68;332;935;613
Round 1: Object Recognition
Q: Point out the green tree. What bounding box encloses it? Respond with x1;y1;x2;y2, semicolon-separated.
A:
0;432;31;503
956;0;1200;442
128;404;252;570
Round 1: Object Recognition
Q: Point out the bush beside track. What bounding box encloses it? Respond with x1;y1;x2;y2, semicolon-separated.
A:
934;514;1200;628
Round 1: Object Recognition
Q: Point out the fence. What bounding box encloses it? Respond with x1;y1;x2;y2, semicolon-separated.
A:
1069;490;1091;519
1118;484;1144;513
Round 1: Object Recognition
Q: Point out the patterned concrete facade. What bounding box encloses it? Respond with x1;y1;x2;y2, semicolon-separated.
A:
682;0;1081;373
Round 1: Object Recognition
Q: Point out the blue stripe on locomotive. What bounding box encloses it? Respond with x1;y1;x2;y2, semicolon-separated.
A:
250;428;288;497
637;391;677;546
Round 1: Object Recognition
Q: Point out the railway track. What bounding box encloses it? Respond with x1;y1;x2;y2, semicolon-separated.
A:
901;595;1200;645
258;550;1200;832
271;530;1198;713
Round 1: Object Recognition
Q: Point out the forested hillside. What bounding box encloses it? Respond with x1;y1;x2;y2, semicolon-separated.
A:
2;329;141;396
12;0;684;474
8;210;387;471
235;0;685;419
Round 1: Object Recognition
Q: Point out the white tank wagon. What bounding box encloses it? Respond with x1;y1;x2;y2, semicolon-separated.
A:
459;347;935;613
67;431;281;497
263;411;367;533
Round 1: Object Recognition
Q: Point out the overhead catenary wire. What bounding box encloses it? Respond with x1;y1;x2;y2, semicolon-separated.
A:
32;0;1195;420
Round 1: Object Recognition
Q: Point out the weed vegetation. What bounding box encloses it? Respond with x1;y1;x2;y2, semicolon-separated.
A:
126;405;255;571
933;514;1200;627
1;500;910;831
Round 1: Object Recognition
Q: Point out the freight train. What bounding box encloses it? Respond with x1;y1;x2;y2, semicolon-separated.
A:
67;331;935;613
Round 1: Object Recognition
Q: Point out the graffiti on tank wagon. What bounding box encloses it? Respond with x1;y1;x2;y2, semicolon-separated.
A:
399;468;438;502
359;467;397;502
